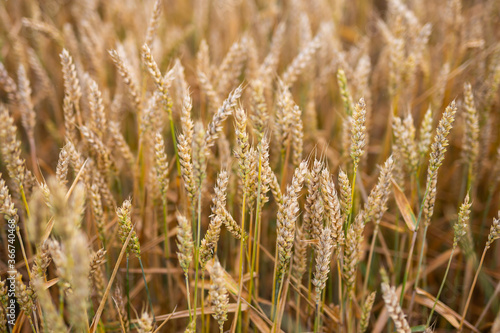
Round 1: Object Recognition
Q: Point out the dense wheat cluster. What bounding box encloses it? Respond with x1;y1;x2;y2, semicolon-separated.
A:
1;0;500;332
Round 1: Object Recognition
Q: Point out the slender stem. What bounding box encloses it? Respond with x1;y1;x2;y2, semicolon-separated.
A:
426;246;456;327
16;228;31;279
139;258;155;323
414;224;430;292
400;230;417;305
236;182;247;333
400;177;433;303
337;258;343;329
295;291;301;333
193;189;202;329
201;272;205;332
314;301;321;333
306;251;314;317
162;200;170;258
249;151;263;300
20;184;31;219
126;252;131;332
59;286;64;321
27;317;36;333
479;185;495;242
459;245;489;330
271;253;278;320
168;109;182;177
347;166;357;229
280;140;292;192
362;225;379;300
272;269;286;331
184;273;192;321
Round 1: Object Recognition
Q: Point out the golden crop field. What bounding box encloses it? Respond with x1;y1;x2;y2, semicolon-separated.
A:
0;0;500;332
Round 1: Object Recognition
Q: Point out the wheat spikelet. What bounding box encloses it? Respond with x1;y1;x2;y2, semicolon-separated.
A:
351;98;367;169
359;291;376;333
292;226;308;282
138;312;154;333
0;62;20;104
312;226;334;302
30;242;51;282
192;121;207;186
418;106;434;158
244;147;259;209
108;49;142;111
291;104;304;166
303;159;323;239
0;105;26;188
154;132;170;197
89;248;106;298
176;212;194;273
66;233;91;331
117;199;141;258
56;143;71;186
209;259;229;332
259;22;286;81
274;84;296;150
80;125;113;175
234;107;250;179
32;277;67;332
205;169;244;243
47;239;71;292
200;214;223;266
320;169;344;251
337;68;354;116
338;169;351;219
178;132;196;200
364;156;395;225
141;44;173;105
204;85;243;151
215;37;247;97
281;32;321;87
343;218;362;291
197;71;221;113
14;273;34;317
393;115;418;172
60;49;82;106
145;0;162;48
277;161;308;277
17;65;36;139
249;79;268;140
87;78;107;138
113;287;130;333
22;18;62;43
109;120;135;167
0;277;6;331
180;92;194;144
462;82;479;175
381;282;411;333
423;101;457;226
487;213;500;249
0;174;19;223
257;136;273;204
454;194;473;255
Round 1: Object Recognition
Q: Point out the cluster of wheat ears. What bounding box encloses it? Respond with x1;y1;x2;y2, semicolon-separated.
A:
1;0;500;332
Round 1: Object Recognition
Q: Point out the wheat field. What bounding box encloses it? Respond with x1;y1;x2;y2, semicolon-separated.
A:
1;0;500;332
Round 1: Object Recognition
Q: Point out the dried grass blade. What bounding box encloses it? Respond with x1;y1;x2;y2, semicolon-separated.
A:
392;179;416;231
414;288;479;332
89;226;135;332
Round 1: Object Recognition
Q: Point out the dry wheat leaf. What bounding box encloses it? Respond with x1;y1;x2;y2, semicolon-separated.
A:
414;288;479;333
392;179;417;231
